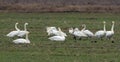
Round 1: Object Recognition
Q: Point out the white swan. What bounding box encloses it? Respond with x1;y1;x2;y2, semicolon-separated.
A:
13;31;30;44
81;24;94;38
6;23;20;37
73;28;87;40
17;23;29;37
69;28;74;34
48;32;65;41
105;21;115;39
95;21;106;39
46;27;58;36
57;27;67;37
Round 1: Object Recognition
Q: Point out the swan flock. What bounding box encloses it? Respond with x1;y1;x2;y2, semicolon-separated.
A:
7;21;115;44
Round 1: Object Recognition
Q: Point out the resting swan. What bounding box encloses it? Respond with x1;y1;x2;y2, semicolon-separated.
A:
81;24;94;38
73;28;87;40
6;23;20;37
46;27;58;36
17;23;29;37
13;31;30;44
48;32;65;41
57;27;67;37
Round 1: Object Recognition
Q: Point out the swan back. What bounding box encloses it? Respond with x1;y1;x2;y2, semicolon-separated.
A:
48;35;65;41
13;32;30;44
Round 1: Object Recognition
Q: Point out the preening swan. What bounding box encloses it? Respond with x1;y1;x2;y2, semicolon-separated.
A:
13;31;30;44
105;21;115;39
48;32;65;41
6;23;20;37
17;23;29;37
95;21;106;39
81;24;94;38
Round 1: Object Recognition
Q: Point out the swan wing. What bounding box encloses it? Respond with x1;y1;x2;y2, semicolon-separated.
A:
48;36;65;41
106;31;114;37
17;31;28;37
13;39;26;44
6;31;19;37
83;30;94;36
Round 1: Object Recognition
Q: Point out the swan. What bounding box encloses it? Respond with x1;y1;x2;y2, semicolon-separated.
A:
57;27;67;37
95;21;106;39
81;24;94;38
46;27;58;36
105;21;115;39
48;32;65;41
13;31;30;44
69;28;74;34
17;23;29;37
6;23;20;37
73;28;87;40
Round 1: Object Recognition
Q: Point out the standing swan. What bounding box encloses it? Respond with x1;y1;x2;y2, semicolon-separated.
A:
95;21;106;39
17;23;29;37
13;31;30;44
6;23;20;37
105;21;115;40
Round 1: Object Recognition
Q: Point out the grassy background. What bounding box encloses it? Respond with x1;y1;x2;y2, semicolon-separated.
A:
0;13;120;62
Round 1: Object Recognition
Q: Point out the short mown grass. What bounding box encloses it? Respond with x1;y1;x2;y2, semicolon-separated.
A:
0;13;120;62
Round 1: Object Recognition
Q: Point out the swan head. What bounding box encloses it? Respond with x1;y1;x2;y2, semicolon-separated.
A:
16;22;19;25
103;21;106;24
82;24;86;28
74;28;79;31
112;21;115;24
26;31;30;34
25;23;28;25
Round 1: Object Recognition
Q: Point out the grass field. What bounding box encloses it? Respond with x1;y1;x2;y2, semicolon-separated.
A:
0;13;120;62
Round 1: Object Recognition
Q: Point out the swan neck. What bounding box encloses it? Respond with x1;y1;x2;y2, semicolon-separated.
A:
82;25;86;31
104;23;106;31
15;23;20;31
24;24;27;31
111;22;114;31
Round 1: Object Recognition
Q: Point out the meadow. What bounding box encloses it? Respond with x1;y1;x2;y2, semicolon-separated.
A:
0;13;120;62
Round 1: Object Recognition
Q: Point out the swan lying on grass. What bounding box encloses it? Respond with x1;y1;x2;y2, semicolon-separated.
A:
13;31;30;44
6;23;20;37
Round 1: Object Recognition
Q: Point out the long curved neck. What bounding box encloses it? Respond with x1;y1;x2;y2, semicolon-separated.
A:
82;25;86;31
103;23;106;31
24;24;27;31
15;23;20;31
58;28;62;32
111;23;114;31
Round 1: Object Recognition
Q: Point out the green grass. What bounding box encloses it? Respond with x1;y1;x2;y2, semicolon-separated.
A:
0;13;120;62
